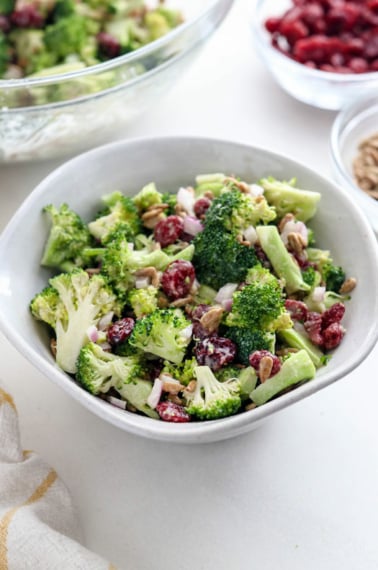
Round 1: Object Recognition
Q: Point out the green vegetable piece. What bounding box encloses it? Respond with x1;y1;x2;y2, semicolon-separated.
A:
277;328;325;368
128;286;158;318
40;203;92;272
44;15;90;60
0;0;14;14
30;269;119;374
132;182;162;211
256;225;311;295
259;177;321;222
129;308;192;364
250;350;316;406
88;191;140;242
185;366;241;421
115;378;158;419
322;262;346;293
77;341;145;394
225;327;276;365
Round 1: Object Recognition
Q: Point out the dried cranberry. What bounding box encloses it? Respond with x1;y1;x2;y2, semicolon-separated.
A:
363;29;378;58
348;56;369;72
161;260;195;300
97;32;121;59
327;4;361;33
107;317;135;345
285;299;309;321
156;401;191;422
304;312;323;345
322;322;345;350
321;302;345;329
154;215;184;248
11;5;44;28
280;18;309;46
193;197;212;219
249;350;281;377
192;321;213;341
191;304;211;321
302;3;325;28
194;337;236;371
265;16;282;33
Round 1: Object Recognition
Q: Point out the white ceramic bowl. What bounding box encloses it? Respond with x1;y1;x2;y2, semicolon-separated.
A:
330;94;378;235
0;137;377;443
251;0;378;110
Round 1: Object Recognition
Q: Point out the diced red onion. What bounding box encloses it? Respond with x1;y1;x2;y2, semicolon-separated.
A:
86;325;99;342
180;324;193;340
281;220;308;246
183;215;204;236
147;377;163;409
177;187;195;216
135;276;150;289
215;283;238;303
98;311;114;331
105;395;127;410
243;225;258;244
221;298;233;312
312;286;325;303
248;183;264;197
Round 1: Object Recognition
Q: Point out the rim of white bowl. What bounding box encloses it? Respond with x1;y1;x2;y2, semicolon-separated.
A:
0;135;377;443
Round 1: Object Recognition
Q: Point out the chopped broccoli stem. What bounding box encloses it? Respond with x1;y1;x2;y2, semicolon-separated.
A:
132;182;162;211
256;225;311;295
250;350;316;406
277;328;325;368
224;327;275;365
114;378;158;419
259;177;321;222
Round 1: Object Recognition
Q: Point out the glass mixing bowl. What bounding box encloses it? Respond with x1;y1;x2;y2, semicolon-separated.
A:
0;0;233;162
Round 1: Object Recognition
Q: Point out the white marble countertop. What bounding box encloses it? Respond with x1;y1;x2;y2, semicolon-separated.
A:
1;1;378;568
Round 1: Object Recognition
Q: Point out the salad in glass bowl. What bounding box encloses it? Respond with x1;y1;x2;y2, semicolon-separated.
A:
30;172;356;423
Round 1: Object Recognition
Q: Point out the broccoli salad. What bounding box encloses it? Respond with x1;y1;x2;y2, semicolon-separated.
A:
30;174;356;423
0;0;182;80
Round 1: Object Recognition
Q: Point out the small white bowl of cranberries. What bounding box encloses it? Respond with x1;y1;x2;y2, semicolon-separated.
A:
252;0;378;110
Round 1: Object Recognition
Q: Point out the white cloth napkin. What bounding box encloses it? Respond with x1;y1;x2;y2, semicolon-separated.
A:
0;383;116;570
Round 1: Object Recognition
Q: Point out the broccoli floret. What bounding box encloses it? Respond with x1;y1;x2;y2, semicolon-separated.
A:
161;356;197;386
76;341;145;394
185;365;241;420
224;327;275;365
40;204;93;272
301;266;318;288
132;182;163;212
192;223;258;289
161;192;177;215
144;10;172;41
44;14;93;60
322;262;346;293
259;177;321;222
102;229;194;299
225;280;289;332
128;286;158;318
250;349;316;405
129;308;192;364
204;188;276;233
88;191;140;242
277;328;325;368
256;225;311;295
9;29;56;76
30;269;119;373
53;0;76;18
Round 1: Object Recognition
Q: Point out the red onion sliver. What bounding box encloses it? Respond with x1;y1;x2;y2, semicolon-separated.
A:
147;378;163;409
177;187;195;215
183;215;204;236
312;286;325;303
105;395;127;410
221;299;233;312
215;283;238;303
135;277;150;289
98;311;114;331
86;325;99;343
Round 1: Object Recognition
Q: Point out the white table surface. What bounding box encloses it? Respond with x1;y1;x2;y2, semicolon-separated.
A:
1;1;378;568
